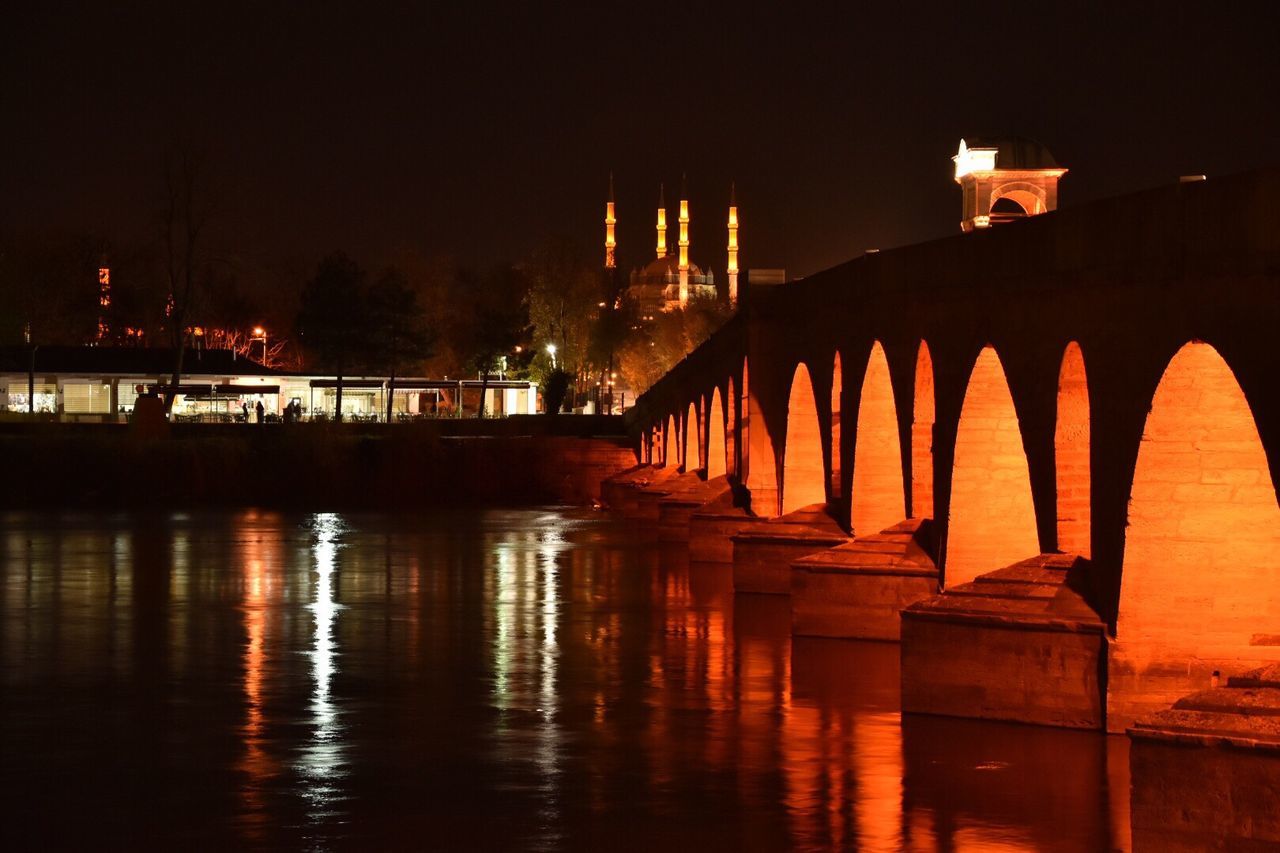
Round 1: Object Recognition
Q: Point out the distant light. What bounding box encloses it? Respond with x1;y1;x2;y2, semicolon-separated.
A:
1179;175;1207;183
252;326;266;337
545;343;556;355
514;345;523;353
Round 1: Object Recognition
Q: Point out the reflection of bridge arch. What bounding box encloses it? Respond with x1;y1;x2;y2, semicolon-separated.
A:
943;346;1038;588
851;342;905;537
781;363;826;516
1111;341;1280;724
707;387;727;479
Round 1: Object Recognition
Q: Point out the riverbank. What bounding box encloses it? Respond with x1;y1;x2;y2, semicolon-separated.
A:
0;418;637;509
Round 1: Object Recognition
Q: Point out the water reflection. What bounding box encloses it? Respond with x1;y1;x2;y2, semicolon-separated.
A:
298;512;347;823
0;509;1133;850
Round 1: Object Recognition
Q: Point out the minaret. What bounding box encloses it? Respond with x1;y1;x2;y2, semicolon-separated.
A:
655;183;668;259
605;172;617;269
727;182;739;306
678;173;690;304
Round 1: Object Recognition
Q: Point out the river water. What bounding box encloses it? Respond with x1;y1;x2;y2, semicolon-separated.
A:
0;509;1131;851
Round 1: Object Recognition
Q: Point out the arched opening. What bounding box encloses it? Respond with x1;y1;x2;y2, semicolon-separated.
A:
830;353;844;499
990;196;1027;215
851;341;905;537
745;361;781;516
1055;342;1090;556
1114;342;1280;718
911;341;935;518
664;414;678;467
726;376;738;478
944;346;1039;588
782;362;826;515
707;387;727;479
683;402;699;473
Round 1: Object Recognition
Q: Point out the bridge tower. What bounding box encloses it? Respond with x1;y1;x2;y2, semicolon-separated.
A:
953;137;1067;232
678;173;690;305
727;182;739;306
604;172;617;270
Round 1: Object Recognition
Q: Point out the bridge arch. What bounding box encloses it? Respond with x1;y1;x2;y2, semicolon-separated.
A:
745;360;783;515
707;387;727;479
911;341;935;518
781;362;827;515
1055;342;1091;556
1111;341;1280;722
727;374;739;477
851;341;906;537
683;401;700;473
664;413;678;467
830;352;844;500
944;345;1039;588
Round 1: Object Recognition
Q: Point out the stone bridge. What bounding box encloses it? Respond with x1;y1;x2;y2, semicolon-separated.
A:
605;167;1280;747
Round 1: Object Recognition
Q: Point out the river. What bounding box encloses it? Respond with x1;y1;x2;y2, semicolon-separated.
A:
0;508;1130;851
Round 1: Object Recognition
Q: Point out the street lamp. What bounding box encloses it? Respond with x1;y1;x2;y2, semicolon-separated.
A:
250;326;267;364
546;342;557;370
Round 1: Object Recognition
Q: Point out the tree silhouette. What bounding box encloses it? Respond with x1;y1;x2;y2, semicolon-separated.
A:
366;267;436;422
296;253;366;421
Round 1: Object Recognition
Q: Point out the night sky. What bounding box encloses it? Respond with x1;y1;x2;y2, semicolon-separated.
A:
4;3;1277;280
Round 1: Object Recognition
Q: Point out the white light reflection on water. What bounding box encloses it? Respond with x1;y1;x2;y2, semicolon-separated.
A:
298;512;347;822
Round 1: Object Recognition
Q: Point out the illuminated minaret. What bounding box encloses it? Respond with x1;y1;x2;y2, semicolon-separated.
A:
727;182;739;306
605;172;617;269
678;173;690;304
655;183;668;259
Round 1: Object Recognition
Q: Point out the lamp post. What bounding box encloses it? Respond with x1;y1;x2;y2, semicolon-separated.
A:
250;326;267;364
546;342;557;370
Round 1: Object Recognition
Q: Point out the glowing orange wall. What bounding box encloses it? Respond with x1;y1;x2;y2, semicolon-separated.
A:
1055;342;1091;556
745;362;782;517
707;387;727;479
911;342;935;519
830;353;843;499
1111;342;1280;722
665;414;677;466
852;342;906;537
782;363;826;515
944;346;1039;587
684;402;699;472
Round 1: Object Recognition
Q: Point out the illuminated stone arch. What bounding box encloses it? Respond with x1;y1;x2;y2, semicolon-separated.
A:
911;341;935;518
989;181;1049;215
745;360;782;516
944;346;1039;588
683;401;700;473
707;386;727;479
1055;342;1091;556
829;352;844;500
1110;342;1280;725
851;341;906;537
726;375;739;478
781;362;827;516
664;413;678;467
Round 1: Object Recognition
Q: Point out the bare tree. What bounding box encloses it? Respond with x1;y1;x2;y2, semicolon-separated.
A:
160;147;216;415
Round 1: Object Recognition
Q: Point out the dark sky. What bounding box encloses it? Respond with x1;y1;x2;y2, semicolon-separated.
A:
4;3;1278;279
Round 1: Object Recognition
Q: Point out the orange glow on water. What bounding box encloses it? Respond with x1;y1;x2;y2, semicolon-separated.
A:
945;346;1038;587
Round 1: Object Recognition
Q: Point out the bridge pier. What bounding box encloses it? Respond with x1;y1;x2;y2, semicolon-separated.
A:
730;504;849;594
1128;667;1280;850
657;475;732;542
688;493;752;564
790;518;938;640
900;554;1107;729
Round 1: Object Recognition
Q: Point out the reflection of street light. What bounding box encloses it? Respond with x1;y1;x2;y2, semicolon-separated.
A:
545;343;557;370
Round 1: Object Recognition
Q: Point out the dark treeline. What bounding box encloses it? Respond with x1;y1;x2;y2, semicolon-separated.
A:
0;151;732;412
